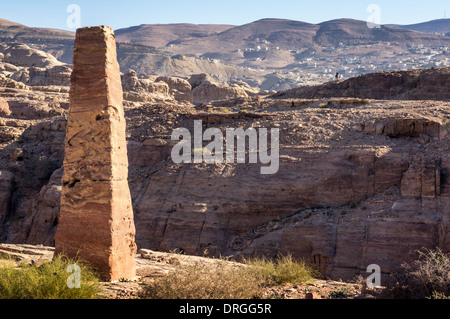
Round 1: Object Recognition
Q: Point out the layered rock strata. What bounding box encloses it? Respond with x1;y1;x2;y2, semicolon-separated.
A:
54;26;137;281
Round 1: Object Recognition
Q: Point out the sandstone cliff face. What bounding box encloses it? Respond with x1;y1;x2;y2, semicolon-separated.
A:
235;156;449;280
130;148;406;253
23;168;62;246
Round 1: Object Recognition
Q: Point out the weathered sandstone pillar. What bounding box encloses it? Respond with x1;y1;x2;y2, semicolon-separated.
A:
55;26;137;281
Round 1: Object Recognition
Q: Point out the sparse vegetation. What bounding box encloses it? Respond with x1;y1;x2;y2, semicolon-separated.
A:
328;288;347;299
380;248;450;299
139;254;317;299
244;254;317;286
139;260;263;299
0;255;100;299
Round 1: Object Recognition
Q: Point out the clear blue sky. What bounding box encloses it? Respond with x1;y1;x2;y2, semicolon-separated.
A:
2;0;450;31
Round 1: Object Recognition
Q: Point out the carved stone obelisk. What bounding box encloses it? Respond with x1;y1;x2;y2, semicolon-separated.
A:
55;26;137;281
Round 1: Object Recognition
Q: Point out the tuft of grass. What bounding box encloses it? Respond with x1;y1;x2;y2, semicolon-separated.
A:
244;254;317;286
381;248;450;299
0;255;100;299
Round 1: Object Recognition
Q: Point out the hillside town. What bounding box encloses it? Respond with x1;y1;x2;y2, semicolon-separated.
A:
236;43;450;85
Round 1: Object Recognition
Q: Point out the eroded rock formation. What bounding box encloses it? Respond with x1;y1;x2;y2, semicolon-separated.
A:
54;26;137;281
273;67;450;101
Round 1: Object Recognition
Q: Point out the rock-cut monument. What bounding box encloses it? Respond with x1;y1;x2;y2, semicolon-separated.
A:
55;26;137;281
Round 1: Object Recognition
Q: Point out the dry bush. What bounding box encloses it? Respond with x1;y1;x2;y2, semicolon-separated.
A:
380;248;450;299
139;254;318;299
139;260;264;299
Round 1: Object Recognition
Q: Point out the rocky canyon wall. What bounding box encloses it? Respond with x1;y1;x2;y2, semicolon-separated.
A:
0;42;448;280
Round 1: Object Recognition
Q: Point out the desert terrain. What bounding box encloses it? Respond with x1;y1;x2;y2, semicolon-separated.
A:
0;16;449;300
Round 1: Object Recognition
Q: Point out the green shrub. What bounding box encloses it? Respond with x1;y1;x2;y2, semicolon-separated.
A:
329;289;347;299
244;254;317;286
0;255;100;299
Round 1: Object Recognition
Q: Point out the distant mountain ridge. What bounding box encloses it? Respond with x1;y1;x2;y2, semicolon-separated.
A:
1;17;450;91
272;67;450;101
115;23;234;48
390;18;450;34
115;17;450;53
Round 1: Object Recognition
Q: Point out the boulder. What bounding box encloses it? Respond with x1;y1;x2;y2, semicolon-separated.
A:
188;73;212;89
192;81;248;104
156;76;192;102
0;98;11;116
122;70;172;102
156;76;191;93
188;74;248;104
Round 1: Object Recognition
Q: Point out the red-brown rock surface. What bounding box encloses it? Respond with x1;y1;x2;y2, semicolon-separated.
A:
0;36;448;283
54;26;137;281
273;67;450;101
0;98;10;116
0;170;13;226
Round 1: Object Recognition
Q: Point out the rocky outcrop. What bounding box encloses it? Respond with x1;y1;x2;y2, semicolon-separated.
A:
358;118;447;140
156;76;192;102
27;65;72;87
23;168;62;246
0;43;71;90
121;72;256;104
122;70;172;103
5;99;65;119
0;43;64;69
0;243;54;265
9;65;72;87
273;67;450;101
54;26;137;281
0;74;29;90
189;73;250;104
0;98;11;116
